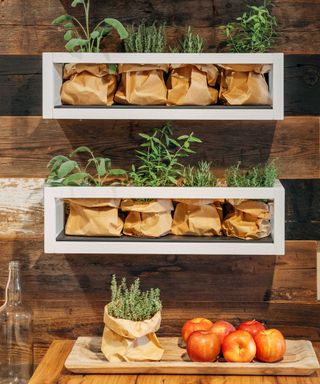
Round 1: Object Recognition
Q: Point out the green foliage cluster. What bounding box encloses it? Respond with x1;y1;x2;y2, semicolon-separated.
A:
225;161;278;187
183;161;217;187
124;21;167;53
129;123;202;187
46;146;127;186
172;26;204;53
108;275;162;321
52;0;128;53
222;0;277;53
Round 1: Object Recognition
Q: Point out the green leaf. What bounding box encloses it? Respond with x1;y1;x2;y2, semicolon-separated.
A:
47;155;70;167
189;136;202;143
62;172;88;185
52;15;72;25
71;0;85;7
139;133;151;140
64;22;75;30
97;158;107;176
108;63;117;74
57;160;78;178
109;169;127;176
70;146;93;157
90;30;100;39
103;18;128;39
64;30;73;41
65;38;88;51
177;135;189;140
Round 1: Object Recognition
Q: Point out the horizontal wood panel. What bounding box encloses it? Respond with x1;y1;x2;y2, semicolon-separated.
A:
1;55;319;116
0;117;318;179
0;1;319;54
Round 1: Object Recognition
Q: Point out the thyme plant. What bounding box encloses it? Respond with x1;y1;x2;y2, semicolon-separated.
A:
222;0;277;53
47;146;127;186
52;0;128;52
130;123;202;187
183;161;217;187
124;22;167;53
108;275;162;321
225;161;278;187
172;26;204;53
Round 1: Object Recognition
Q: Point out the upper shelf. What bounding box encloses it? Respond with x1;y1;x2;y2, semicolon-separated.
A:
42;52;284;120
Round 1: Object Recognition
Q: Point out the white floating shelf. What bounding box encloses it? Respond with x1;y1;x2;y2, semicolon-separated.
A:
42;52;284;120
44;180;285;255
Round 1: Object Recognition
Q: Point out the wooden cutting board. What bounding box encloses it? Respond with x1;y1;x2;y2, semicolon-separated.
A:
64;336;320;376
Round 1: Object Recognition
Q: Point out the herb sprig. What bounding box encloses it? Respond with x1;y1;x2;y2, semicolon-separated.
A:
183;161;217;187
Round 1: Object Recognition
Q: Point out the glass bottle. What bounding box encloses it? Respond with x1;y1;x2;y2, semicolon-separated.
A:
0;261;33;384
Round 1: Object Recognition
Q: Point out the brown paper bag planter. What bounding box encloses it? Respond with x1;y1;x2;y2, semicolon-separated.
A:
222;200;271;240
115;64;169;105
65;198;123;237
167;64;219;106
219;64;272;105
101;306;164;362
172;199;222;236
121;199;173;238
61;64;117;106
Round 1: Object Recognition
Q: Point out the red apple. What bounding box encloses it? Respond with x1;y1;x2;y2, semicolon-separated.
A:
182;317;213;343
187;329;221;362
237;320;266;338
210;320;236;343
254;329;286;363
222;330;256;362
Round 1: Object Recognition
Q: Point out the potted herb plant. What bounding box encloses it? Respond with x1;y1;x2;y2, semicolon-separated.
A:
101;275;163;362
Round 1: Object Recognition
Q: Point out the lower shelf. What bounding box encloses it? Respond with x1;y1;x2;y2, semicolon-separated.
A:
65;336;320;376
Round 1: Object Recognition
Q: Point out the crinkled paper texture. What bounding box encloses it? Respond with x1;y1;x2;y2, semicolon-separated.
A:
222;200;272;240
121;199;173;238
65;198;123;237
115;64;169;105
219;64;272;105
61;64;117;105
172;199;222;236
101;306;164;362
167;64;219;105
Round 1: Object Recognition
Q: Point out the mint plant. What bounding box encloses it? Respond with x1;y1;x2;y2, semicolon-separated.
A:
130;123;202;187
52;0;128;53
108;275;162;321
47;146;127;186
222;0;277;53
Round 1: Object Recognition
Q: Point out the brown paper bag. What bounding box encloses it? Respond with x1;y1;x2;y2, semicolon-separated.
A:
167;64;219;105
222;200;271;240
219;64;272;105
172;199;222;236
101;305;164;362
115;64;169;105
65;198;123;236
121;199;173;237
61;64;117;105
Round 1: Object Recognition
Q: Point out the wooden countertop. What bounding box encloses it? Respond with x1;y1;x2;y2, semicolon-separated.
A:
29;340;320;384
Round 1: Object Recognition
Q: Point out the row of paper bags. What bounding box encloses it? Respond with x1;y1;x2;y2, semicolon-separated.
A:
65;198;272;240
61;63;272;106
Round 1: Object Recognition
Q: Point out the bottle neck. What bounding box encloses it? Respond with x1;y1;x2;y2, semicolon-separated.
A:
5;262;22;305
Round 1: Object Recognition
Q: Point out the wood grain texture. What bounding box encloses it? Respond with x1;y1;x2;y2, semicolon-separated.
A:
64;336;319;375
29;340;320;383
0;117;318;179
1;55;320;116
0;1;319;54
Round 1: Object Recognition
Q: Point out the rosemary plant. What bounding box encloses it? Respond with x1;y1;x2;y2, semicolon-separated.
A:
47;146;127;186
108;275;162;321
225;161;278;187
172;26;204;53
130;123;202;187
52;0;128;52
222;0;277;53
183;161;217;187
124;21;167;53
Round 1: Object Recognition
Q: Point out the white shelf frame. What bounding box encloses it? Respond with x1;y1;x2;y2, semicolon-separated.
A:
44;180;285;255
42;52;284;120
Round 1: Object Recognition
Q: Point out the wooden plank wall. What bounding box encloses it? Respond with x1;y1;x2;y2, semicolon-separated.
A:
0;0;319;365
